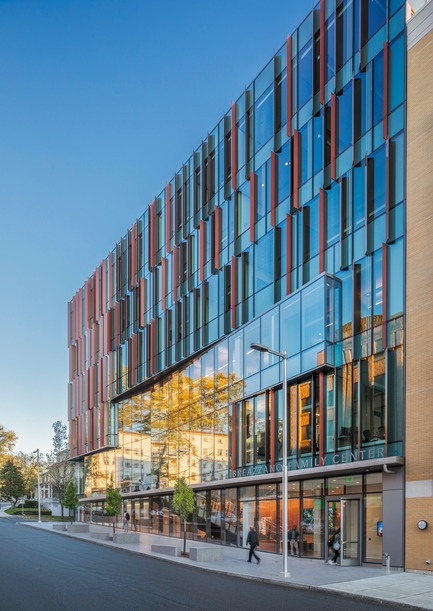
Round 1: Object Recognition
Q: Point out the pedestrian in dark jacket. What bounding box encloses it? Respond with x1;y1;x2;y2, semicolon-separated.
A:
246;526;260;564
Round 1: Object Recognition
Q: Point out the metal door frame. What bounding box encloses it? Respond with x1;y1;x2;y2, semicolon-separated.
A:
325;495;362;566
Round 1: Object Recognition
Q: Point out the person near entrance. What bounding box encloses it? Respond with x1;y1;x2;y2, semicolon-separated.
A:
288;525;299;556
328;528;341;564
123;510;130;531
246;526;260;564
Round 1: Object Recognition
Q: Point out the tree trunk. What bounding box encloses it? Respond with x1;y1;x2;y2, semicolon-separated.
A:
183;518;187;555
113;515;116;534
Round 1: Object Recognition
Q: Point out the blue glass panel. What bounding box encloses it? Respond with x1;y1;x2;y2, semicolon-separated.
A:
300;121;312;185
355;70;367;138
368;0;386;38
339;82;353;153
244;320;261;377
261;363;280;389
278;141;290;202
389;6;405;41
372;51;384;127
353;0;360;54
368;213;385;253
254;233;274;293
389;103;404;138
337;0;353;70
256;163;268;221
391;131;404;207
305;195;320;258
353;227;365;262
327;16;335;81
390;202;404;241
287;354;301;378
255;85;274;152
388;238;404;318
353;162;365;230
372;144;386;217
298;12;312;49
327;182;340;246
390;0;405;16
280;295;301;357
278;69;287;129
298;40;313;109
302;281;325;348
237;115;246;171
313;114;323;175
238;181;252;237
261;307;280;361
389;34;404;112
255;285;274;313
373;248;382;318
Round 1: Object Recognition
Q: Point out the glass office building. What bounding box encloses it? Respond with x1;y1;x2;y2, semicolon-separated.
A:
68;0;409;567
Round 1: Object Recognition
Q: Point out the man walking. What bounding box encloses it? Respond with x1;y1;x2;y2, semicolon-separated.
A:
288;524;300;556
246;526;260;564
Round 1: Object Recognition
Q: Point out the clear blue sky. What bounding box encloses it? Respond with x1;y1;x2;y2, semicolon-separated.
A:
0;0;310;456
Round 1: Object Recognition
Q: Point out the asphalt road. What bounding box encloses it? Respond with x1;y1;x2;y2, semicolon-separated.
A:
0;518;398;611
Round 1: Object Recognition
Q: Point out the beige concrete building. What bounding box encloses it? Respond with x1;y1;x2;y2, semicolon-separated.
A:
406;0;433;573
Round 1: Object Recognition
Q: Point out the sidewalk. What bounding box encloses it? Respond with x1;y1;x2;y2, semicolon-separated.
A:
3;510;433;610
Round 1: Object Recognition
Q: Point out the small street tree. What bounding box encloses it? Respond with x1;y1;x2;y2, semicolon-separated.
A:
105;486;123;534
0;461;25;507
172;477;195;555
63;481;79;524
47;421;73;517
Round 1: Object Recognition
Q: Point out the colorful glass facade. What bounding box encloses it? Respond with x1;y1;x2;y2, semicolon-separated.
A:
69;0;408;566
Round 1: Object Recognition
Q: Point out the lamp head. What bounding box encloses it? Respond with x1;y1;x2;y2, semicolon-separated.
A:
250;342;270;353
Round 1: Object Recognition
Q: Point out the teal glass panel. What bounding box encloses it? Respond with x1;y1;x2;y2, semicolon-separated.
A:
390;131;404;206
254;233;274;293
389;6;405;41
302;281;324;348
389;33;404;112
280;295;301;357
327;182;340;246
388;238;404;319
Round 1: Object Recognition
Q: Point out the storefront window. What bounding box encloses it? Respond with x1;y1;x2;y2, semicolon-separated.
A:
364;493;382;562
239;486;256;547
301;497;324;558
257;485;277;552
223;488;238;546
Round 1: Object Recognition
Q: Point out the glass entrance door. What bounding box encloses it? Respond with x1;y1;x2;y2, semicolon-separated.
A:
340;498;361;566
326;498;361;566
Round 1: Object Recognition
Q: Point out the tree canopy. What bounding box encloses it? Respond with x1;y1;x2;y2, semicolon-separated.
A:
0;461;25;507
0;425;17;464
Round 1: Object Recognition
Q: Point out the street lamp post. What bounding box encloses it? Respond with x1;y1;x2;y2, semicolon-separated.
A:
33;449;41;523
251;342;289;578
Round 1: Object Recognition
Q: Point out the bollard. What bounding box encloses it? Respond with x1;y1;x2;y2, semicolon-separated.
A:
383;552;391;573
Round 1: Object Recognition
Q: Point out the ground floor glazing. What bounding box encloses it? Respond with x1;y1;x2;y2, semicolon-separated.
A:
82;467;390;566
